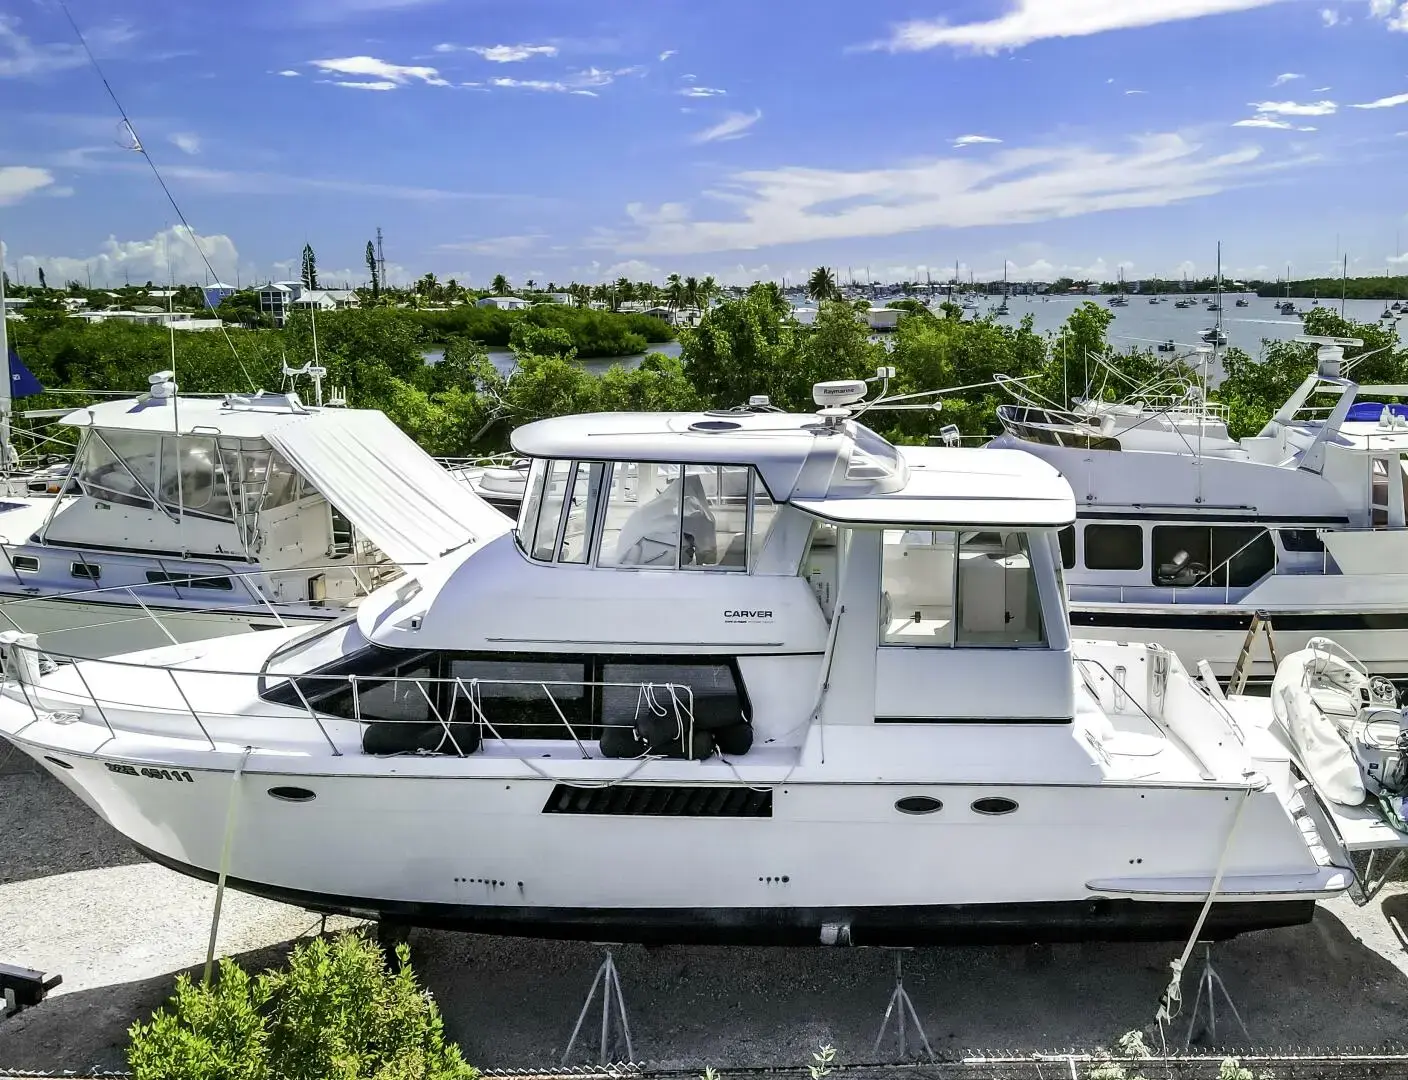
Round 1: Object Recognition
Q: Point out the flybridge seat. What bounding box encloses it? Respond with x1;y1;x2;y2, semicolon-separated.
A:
1346;402;1408;423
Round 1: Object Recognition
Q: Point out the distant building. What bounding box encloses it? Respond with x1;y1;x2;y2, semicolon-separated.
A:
542;292;574;305
256;281;306;325
292;289;360;313
70;310;222;331
202;283;236;311
476;296;531;311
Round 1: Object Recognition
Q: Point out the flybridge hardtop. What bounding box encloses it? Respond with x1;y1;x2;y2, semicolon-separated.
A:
0;371;508;657
509;407;1076;528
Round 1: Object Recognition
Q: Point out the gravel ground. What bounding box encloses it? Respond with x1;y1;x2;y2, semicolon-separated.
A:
4;756;1408;1074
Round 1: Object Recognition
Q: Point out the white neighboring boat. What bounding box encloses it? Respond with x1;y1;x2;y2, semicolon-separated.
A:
0;370;508;657
991;338;1408;681
0;377;1347;945
443;456;530;516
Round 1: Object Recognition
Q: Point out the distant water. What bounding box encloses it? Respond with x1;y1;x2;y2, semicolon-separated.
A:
422;339;681;375
422;297;1403;380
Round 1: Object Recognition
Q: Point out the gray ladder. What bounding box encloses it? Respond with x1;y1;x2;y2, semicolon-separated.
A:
1228;610;1278;695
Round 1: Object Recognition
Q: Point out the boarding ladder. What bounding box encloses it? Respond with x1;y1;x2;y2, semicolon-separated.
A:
1228;611;1278;695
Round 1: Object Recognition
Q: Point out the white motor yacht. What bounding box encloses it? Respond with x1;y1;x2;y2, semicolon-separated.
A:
990;338;1408;681
0;377;1347;945
0;371;508;657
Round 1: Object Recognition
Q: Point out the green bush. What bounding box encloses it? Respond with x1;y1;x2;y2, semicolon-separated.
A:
128;931;476;1080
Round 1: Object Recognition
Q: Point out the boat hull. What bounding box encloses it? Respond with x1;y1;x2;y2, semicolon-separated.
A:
131;841;1316;945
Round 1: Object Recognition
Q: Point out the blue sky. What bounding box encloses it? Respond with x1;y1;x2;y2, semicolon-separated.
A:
2;0;1407;289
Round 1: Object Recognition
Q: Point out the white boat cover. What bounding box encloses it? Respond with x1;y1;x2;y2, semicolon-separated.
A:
265;410;510;567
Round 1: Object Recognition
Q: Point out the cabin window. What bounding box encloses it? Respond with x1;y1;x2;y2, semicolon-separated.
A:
600;660;748;740
74;429;160;509
599;462;683;567
680;464;749;570
558;462;605;564
260;451;303;510
451;657;590;740
10;555;38;573
1057;525;1076;569
157;436;219;514
1083;524;1143;571
880;530;1046;648
70;561;100;582
516;458;549;554
530;460;574;561
751;479;778;566
1153;525;1274;588
145;570;234;591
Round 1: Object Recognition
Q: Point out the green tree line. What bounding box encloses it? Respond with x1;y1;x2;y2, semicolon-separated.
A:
7;290;1403;463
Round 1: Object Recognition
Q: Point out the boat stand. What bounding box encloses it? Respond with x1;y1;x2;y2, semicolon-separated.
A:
1183;944;1249;1048
562;946;634;1066
872;949;934;1062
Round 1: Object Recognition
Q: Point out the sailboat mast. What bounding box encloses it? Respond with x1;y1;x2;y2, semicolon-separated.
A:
0;239;12;475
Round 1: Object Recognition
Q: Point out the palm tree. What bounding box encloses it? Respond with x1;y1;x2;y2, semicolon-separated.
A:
806;266;836;303
490;273;510;296
664;273;685;313
416;271;439;298
614;277;634;309
683;276;701;311
525;278;537;291
570;283;591;308
699;275;719;309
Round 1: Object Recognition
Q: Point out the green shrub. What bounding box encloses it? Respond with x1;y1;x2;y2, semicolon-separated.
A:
128;931;476;1080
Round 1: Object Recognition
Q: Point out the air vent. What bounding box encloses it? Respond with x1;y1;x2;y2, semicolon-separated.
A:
43;755;73;770
971;796;1018;816
542;783;771;817
689;419;742;433
895;796;942;815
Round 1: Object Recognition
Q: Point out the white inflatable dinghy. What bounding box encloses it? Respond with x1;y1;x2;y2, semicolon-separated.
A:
1271;637;1408;808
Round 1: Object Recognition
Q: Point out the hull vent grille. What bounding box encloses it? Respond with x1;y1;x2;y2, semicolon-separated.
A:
542;783;772;818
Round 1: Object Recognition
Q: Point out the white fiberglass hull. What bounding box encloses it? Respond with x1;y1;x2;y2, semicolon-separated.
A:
5;735;1339;946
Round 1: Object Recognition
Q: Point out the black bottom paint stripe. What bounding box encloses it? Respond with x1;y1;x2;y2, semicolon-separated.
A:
131;843;1313;946
1072;609;1408;633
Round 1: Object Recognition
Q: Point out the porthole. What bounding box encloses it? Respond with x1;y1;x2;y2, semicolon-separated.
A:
895;796;943;815
43;755;73;770
971;796;1018;816
267;786;316;803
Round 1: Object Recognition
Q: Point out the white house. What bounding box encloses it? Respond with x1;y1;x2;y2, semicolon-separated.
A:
257;281;306;325
291;289;360;313
476;296;531;311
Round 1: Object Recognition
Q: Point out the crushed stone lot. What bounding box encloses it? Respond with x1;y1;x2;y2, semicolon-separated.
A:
3;757;1407;1073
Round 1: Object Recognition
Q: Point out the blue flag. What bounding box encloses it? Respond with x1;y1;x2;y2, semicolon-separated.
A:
7;349;43;398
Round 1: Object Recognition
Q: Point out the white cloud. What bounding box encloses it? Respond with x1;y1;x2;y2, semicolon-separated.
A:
1272;72;1303;85
608;132;1286;256
679;86;726;98
1233;116;1316;129
1368;0;1408;28
154;164;512;202
10;227;238;286
953;134;1002;147
1321;7;1340;25
1124;89;1148;95
659;50;676;61
871;0;1284;53
1370;0;1394;14
490;66;637;94
0;165;57;205
1313;84;1332;91
469;44;558;62
1351;91;1408;108
692;109;762;144
276;69;301;77
0;15;134;78
439;234;545;256
168;132;201;155
333;80;399;90
601;259;662;281
308;55;448;87
491;76;570;92
1248;98;1337;115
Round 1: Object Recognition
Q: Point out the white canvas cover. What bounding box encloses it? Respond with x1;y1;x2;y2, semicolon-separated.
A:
266;409;510;567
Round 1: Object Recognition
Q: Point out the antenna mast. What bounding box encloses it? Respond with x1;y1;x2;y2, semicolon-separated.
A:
375;226;387;290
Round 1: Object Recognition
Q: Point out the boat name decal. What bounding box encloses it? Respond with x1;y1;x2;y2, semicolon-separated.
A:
106;762;195;783
724;609;774;623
